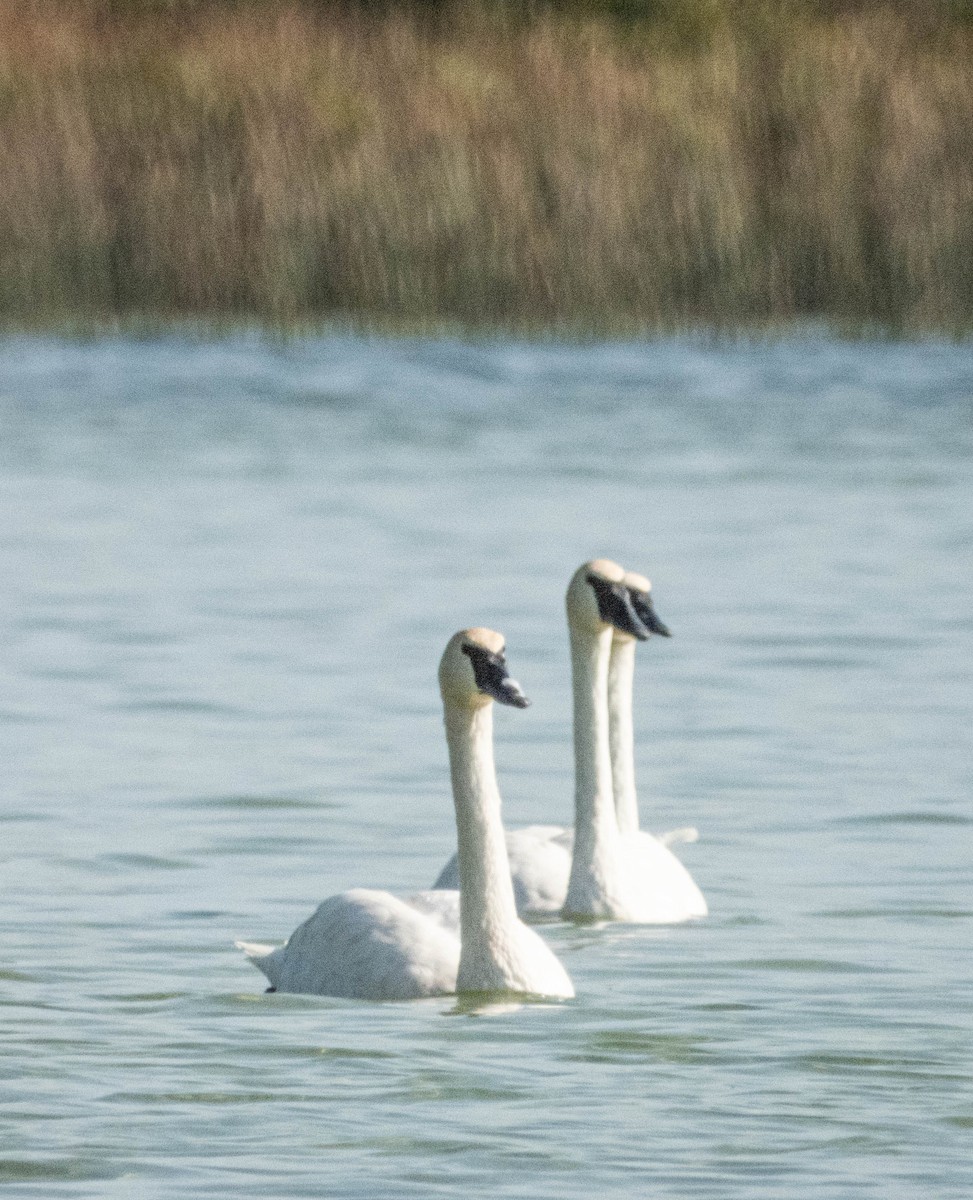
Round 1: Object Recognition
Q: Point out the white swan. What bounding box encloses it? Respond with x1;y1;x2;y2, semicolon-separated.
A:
562;562;707;921
433;560;706;922
236;628;574;1001
610;570;699;848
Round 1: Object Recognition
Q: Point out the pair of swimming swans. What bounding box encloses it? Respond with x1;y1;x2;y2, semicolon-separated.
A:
238;560;705;1002
433;561;706;922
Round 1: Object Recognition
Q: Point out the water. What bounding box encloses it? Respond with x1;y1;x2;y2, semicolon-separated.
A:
1;333;971;1198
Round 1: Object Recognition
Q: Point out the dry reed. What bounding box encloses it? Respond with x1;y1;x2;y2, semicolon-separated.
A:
1;2;972;333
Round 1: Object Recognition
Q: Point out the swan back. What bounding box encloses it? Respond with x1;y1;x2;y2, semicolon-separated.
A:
242;889;461;999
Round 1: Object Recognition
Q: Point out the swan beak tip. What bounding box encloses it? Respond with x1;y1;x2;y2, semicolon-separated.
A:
630;591;672;639
498;679;531;708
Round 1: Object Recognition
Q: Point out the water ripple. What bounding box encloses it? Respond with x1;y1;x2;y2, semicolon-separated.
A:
1;334;971;1200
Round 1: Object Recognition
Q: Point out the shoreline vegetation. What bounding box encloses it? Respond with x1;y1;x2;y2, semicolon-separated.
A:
2;2;973;336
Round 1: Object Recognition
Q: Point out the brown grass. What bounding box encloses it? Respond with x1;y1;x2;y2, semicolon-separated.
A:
1;1;972;333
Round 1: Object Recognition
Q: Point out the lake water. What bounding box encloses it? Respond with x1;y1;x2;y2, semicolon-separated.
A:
1;333;971;1198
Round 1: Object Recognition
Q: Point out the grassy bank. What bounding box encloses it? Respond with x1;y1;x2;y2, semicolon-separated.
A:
2;2;973;334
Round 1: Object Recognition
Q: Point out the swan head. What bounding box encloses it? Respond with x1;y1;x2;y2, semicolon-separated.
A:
439;628;531;710
566;559;652;640
615;570;672;641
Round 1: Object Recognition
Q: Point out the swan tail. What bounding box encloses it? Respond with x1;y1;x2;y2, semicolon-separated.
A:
432;855;459;891
658;826;699;847
235;939;277;959
235;939;282;987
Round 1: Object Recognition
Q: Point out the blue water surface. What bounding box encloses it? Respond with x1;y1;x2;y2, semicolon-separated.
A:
0;333;971;1198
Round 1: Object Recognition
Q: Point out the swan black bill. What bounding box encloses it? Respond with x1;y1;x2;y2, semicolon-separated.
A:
586;573;651;640
462;643;531;708
629;589;672;638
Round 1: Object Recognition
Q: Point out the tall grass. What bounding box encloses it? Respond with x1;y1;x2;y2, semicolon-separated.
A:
2;1;972;333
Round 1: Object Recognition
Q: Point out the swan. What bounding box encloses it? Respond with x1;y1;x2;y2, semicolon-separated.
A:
562;562;707;921
610;570;699;848
433;560;706;922
236;628;574;1001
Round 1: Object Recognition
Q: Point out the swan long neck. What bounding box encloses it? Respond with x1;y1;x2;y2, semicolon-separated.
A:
609;637;639;836
564;622;621;914
444;700;520;980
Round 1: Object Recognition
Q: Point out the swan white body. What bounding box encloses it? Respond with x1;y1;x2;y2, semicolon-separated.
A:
433;562;706;922
238;629;573;1001
562;564;706;922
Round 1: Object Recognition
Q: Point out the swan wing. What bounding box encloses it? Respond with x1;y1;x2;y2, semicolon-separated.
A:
405;888;460;932
657;826;700;847
505;826;573;917
238;888;460;1000
235;940;277;961
621;831;708;921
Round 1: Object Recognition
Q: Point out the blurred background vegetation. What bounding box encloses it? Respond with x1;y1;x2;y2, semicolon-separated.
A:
2;0;972;333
